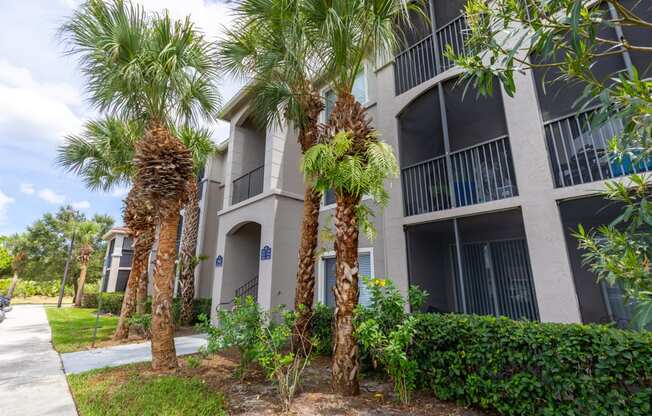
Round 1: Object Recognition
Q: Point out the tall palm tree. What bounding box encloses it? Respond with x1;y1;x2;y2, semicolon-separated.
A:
61;0;220;370
73;221;103;307
301;0;412;395
220;0;325;349
176;125;215;326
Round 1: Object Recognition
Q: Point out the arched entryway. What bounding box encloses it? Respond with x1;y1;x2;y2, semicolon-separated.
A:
219;221;262;305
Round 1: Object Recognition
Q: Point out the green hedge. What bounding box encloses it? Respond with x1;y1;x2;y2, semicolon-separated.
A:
0;278;74;297
411;313;652;416
81;291;212;325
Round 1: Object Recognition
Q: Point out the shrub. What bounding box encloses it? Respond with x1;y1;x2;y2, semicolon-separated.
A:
199;296;263;379
128;313;152;338
0;278;74;297
355;278;427;404
255;309;313;412
311;303;334;356
81;290;211;324
412;314;652;416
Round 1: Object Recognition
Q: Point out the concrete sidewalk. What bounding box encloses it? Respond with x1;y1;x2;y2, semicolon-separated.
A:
0;304;78;416
61;333;208;374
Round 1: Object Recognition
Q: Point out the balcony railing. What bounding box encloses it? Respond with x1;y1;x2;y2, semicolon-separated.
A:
402;136;517;216
543;108;649;188
395;34;438;95
436;14;469;72
394;14;469;95
231;165;264;205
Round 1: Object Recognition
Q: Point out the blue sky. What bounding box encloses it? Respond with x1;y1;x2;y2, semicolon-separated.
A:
0;0;241;236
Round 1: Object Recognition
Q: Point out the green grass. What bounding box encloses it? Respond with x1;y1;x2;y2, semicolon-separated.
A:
45;307;119;353
68;365;226;416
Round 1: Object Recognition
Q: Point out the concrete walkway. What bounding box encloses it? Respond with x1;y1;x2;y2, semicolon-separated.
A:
61;333;208;374
0;304;78;416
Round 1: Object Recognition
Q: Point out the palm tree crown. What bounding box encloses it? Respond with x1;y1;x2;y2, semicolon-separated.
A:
61;0;221;127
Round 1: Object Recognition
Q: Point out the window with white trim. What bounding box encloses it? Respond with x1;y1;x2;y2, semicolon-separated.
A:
323;251;372;308
323;70;368;121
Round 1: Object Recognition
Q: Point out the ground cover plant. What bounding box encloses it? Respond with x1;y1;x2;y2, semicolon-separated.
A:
67;364;227;416
45;307;118;353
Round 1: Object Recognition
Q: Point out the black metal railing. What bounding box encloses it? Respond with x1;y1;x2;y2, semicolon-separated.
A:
402;136;517;216
394;14;469;95
543;108;649;188
235;276;258;303
395;34;438;95
231;165;264;204
436;14;470;72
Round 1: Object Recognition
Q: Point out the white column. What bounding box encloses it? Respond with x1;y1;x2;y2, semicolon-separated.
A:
502;69;582;323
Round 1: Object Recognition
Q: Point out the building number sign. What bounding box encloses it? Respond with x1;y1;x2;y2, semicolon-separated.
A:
260;245;272;261
215;255;223;267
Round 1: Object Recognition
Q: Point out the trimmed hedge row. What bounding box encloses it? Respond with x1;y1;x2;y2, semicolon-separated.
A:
81;291;212;325
0;278;74;297
411;313;652;416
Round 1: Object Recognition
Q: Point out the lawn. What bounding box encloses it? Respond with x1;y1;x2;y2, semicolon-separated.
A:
68;365;226;416
45;307;118;353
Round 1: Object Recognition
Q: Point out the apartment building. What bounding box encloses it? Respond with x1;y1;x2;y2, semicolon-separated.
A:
104;1;648;327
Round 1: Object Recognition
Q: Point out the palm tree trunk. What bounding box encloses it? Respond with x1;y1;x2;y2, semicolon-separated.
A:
293;185;322;352
178;180;200;326
136;253;150;315
74;263;89;307
113;242;148;340
7;272;19;298
331;191;361;396
150;208;181;370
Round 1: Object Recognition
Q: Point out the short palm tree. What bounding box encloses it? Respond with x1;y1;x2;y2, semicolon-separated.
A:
73;221;102;307
301;0;412;395
61;0;220;370
58;119;216;336
220;0;325;351
57;117;152;339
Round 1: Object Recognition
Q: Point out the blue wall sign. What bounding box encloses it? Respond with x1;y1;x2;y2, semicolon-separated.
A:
215;255;223;267
260;245;272;261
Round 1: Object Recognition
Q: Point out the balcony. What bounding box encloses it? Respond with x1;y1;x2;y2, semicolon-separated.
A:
394;13;469;95
231;165;264;205
402;136;517;217
543;108;651;188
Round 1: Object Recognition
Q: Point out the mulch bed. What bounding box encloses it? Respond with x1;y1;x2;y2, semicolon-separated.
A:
93;349;488;415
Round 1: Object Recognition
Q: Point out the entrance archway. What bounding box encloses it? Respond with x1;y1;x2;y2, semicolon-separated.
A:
220;221;261;305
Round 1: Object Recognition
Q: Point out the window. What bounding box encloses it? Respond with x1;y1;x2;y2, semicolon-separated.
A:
323;71;368;121
323;188;336;207
323;252;372;308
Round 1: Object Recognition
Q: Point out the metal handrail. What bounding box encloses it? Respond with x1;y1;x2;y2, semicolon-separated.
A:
435;13;467;33
232;165;264;183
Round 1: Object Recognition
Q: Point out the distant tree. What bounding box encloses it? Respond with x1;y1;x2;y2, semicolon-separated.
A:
73;220;103;306
0;244;11;277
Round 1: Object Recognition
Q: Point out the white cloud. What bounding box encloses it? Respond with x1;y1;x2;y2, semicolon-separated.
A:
19;183;35;195
71;200;90;210
37;188;66;205
110;186;130;198
0;189;15;224
0;60;83;143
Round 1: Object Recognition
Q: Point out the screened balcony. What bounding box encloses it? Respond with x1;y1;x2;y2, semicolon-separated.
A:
407;209;539;321
394;0;469;95
399;78;517;216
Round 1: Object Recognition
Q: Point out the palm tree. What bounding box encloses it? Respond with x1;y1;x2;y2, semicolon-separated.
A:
57;117;150;339
61;0;220;370
220;0;325;349
301;0;412;395
58;120;216;335
176;125;215;326
73;221;102;307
